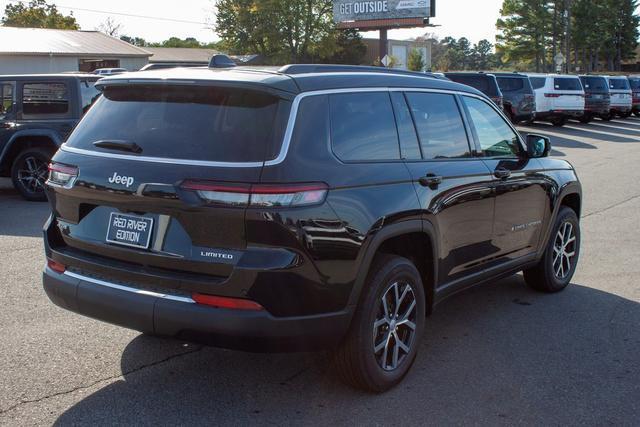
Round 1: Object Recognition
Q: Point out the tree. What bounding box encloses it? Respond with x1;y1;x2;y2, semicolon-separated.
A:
97;17;122;37
120;35;148;47
497;0;639;72
407;48;426;71
2;0;79;29
214;0;337;63
471;39;496;70
496;0;554;72
315;29;366;64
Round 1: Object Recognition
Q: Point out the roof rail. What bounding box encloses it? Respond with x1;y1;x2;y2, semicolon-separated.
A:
278;64;440;79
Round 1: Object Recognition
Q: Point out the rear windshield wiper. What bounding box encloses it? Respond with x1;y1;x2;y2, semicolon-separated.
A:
93;140;143;154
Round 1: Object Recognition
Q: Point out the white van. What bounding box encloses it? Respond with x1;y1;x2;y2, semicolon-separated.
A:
605;76;633;118
526;74;585;126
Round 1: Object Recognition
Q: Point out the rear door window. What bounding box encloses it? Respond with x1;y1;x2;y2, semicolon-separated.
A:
405;92;471;159
554;78;583;91
629;78;640;90
329;92;400;161
22;82;70;117
0;82;15;120
66;85;291;163
463;96;521;158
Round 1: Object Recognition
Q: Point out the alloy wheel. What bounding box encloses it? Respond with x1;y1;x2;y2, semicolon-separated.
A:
553;221;577;279
373;281;418;371
17;156;48;195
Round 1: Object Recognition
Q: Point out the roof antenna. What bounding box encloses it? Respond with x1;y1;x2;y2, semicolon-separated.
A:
209;54;237;69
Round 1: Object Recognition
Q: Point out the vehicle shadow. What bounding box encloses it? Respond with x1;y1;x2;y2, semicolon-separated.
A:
0;191;50;238
54;276;640;425
582;122;640;137
518;125;599;150
524;122;637;144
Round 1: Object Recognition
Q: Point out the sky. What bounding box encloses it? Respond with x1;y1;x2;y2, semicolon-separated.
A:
0;0;505;45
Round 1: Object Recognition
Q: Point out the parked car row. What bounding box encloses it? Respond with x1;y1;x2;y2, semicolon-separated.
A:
445;72;640;127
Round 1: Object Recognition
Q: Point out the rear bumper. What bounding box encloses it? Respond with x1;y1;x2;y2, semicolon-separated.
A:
43;266;352;352
536;110;583;120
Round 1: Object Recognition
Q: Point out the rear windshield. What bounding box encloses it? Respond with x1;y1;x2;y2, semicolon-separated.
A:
496;77;532;93
446;75;498;95
580;77;608;91
609;78;631;90
554;78;583;91
629;78;640;90
530;77;546;89
66;85;291;163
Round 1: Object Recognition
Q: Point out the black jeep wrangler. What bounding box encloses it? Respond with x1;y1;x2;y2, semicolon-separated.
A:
43;65;582;392
0;74;100;201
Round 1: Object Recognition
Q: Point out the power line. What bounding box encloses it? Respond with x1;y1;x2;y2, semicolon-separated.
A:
54;4;210;26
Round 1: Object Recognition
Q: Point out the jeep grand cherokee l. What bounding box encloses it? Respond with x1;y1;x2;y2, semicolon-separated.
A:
43;65;582;392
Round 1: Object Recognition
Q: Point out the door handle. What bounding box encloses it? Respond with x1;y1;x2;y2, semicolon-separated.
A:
419;173;443;188
494;168;512;180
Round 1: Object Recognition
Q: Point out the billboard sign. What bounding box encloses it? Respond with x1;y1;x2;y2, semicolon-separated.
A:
333;0;432;23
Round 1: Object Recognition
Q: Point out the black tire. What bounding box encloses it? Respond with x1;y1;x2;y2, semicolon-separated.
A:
623;111;632;118
10;147;53;202
524;207;581;293
332;254;426;393
633;111;640;118
551;117;567;127
601;113;612;121
578;115;592;124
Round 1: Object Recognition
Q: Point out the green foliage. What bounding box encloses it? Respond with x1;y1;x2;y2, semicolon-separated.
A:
2;0;79;29
120;36;148;47
214;0;364;64
407;48;426;71
496;0;640;72
431;36;499;71
120;36;220;50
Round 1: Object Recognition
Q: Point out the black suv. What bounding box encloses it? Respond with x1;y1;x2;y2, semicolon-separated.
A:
43;65;582;392
494;72;536;124
578;75;611;123
0;74;100;201
444;72;504;109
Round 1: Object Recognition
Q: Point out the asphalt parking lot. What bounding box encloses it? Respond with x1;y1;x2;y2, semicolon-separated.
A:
1;118;639;426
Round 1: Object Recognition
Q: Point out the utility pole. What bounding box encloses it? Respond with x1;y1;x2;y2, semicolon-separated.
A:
565;0;573;74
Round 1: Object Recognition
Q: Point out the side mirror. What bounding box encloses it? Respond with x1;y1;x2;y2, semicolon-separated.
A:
525;134;551;158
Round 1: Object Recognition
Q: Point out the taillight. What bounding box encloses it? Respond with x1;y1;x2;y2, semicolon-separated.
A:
192;293;264;311
181;181;328;208
47;163;78;189
47;259;66;274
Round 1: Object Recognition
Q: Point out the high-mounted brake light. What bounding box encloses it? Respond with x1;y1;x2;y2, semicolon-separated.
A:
192;293;264;311
48;163;78;189
181;181;328;208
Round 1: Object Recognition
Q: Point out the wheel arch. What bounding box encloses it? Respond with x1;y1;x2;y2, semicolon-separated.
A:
347;220;439;315
0;130;61;175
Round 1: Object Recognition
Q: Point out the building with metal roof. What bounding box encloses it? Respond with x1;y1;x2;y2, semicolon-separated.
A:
0;27;152;75
146;47;219;67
